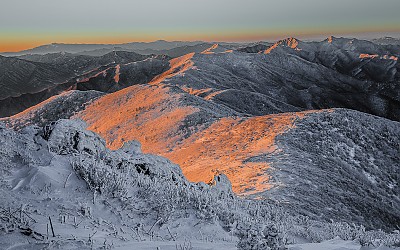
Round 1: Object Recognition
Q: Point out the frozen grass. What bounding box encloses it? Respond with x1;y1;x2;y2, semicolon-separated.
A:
0;120;399;249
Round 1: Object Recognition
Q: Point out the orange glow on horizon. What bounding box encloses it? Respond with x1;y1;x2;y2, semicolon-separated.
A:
0;41;46;53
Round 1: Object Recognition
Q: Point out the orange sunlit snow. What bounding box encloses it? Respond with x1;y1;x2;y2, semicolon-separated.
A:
114;65;121;83
76;77;327;194
359;54;398;61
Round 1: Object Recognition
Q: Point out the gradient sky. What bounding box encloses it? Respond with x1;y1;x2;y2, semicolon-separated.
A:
1;0;400;52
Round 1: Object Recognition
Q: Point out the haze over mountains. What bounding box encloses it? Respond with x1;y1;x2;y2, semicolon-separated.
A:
0;40;203;56
0;40;248;57
0;37;399;249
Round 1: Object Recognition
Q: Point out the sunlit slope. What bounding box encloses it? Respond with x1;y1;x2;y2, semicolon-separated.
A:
77;86;323;194
163;111;324;195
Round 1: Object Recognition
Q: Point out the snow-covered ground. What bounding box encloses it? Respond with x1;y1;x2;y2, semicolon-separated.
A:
0;120;399;249
289;237;396;250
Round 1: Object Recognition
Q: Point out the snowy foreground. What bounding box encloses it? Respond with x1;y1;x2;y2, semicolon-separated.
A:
0;120;399;249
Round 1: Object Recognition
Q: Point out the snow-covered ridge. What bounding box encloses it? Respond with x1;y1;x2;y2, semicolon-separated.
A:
0;120;399;249
201;44;233;54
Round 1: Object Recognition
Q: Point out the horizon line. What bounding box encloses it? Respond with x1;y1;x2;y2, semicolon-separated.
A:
1;33;400;53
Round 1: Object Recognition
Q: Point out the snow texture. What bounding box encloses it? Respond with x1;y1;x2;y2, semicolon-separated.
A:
0;120;399;249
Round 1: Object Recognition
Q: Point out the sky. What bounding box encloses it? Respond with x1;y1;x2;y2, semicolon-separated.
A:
1;0;400;52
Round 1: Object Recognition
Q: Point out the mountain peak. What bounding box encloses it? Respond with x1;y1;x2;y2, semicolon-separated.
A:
282;37;301;48
264;37;302;54
327;36;335;43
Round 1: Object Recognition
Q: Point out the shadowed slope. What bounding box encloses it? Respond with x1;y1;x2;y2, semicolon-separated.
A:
264;37;400;83
17;51;148;75
0;55;72;99
1;90;104;129
0;51;149;101
270;109;400;230
0;56;169;118
115;43;399;122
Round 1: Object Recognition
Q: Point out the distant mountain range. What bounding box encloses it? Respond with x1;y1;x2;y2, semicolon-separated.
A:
1;37;398;57
372;37;400;45
0;40;204;56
